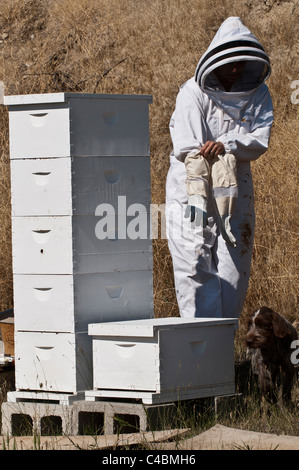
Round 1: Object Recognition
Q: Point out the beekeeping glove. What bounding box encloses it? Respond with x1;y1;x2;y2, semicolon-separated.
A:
211;153;238;247
184;152;209;228
184;194;208;227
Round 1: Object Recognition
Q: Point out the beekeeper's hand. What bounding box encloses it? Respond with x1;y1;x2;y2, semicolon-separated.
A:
200;141;225;159
184;194;207;228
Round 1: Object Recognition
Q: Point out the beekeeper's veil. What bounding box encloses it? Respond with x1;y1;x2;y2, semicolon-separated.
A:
195;16;271;119
195;16;271;92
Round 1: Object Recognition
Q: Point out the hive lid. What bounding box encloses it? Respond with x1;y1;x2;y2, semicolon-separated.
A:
4;92;153;106
88;317;238;338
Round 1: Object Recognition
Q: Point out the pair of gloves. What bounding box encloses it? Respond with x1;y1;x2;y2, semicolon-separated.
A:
184;151;238;247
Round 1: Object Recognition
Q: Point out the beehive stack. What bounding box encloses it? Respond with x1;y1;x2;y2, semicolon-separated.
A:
5;92;153;399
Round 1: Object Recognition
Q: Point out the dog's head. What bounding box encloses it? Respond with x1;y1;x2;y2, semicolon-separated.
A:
245;306;294;349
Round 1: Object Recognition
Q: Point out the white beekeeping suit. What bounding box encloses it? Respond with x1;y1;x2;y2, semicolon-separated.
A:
166;17;273;319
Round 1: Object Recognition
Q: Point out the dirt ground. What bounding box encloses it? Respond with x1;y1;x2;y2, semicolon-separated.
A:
3;425;299;450
162;424;299;450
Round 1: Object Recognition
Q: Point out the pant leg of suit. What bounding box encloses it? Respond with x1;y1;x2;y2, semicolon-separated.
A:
166;162;223;318
212;162;255;318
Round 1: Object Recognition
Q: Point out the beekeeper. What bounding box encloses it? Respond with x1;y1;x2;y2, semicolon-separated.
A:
166;17;273;319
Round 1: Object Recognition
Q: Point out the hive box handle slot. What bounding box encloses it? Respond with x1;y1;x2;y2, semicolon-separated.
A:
32;229;51;244
33;287;53;302
190;341;207;356
32;172;51;186
29;112;48;128
104;169;121;184
102;112;119;126
105;285;123;299
115;343;136;359
35;346;54;361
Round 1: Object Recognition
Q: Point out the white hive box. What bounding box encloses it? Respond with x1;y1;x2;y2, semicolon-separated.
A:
14;331;92;393
10;156;151;216
11;215;152;275
87;317;238;404
4;93;152;158
13;271;154;333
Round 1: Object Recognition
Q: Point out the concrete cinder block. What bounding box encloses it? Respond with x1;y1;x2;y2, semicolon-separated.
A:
72;400;177;435
1;399;177;437
214;393;244;420
1;401;74;436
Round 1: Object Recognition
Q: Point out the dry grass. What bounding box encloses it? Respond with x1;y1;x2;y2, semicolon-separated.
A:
0;0;298;353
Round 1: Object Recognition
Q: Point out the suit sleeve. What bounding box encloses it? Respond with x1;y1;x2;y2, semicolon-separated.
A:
170;83;208;162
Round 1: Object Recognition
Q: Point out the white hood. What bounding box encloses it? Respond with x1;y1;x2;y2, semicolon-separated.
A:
194;17;271;119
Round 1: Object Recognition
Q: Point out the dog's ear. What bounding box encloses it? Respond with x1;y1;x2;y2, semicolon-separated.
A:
272;311;291;338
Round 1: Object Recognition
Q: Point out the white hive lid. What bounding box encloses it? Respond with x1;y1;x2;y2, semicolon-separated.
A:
4;92;153;106
88;317;238;338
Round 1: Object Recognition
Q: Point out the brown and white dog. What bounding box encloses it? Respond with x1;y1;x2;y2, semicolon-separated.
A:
245;306;298;404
